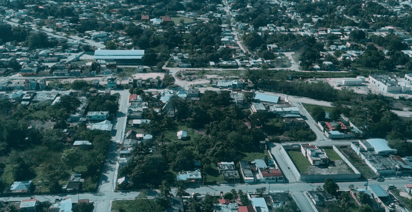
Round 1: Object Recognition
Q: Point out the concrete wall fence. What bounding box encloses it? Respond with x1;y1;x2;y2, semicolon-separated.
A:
282;144;361;183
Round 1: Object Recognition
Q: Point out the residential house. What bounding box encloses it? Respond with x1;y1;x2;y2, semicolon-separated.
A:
176;169;202;185
251;198;269;212
300;144;329;166
20;199;38;212
214;201;238;212
10;181;32;193
73;140;92;149
132;119;151;127
239;161;255;184
49;199;72;212
86;111;109;122
217;162;240;183
238;206;255;212
63;173;83;192
251;102;266;114
118;176;130;186
88;120;113;131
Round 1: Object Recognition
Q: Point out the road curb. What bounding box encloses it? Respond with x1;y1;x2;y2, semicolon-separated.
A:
303;191;319;212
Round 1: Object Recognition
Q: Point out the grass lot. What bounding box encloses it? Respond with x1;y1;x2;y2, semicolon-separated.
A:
204;163;223;185
302;103;334;115
171;17;195;25
117;67;138;78
287;151;311;174
240;151;270;162
163;124;202;143
111;199;160;212
339;147;377;179
324;148;343;161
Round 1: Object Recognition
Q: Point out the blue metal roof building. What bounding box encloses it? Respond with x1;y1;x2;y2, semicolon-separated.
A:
94;50;144;65
366;139;397;155
254;93;280;104
251;198;269;212
369;184;389;198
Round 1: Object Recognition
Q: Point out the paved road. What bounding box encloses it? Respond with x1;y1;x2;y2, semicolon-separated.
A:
2;178;411;207
94;90;129;212
269;143;298;183
293;191;315;212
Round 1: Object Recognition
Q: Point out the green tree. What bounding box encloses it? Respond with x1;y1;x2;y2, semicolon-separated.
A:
243;32;264;51
105;41;116;50
323;178;339;195
357;204;374;212
73;202;94;212
311;106;326;122
176;181;187;198
27;32;50;48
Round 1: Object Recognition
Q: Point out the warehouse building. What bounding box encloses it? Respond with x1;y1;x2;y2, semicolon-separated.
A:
94;50;144;65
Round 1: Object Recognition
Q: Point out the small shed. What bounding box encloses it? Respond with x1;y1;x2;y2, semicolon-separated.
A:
177;130;188;140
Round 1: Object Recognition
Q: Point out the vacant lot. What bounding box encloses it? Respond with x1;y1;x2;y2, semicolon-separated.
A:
288;149;353;175
287;151;311;175
240;151;270;162
324;148;342;161
339;147;377;179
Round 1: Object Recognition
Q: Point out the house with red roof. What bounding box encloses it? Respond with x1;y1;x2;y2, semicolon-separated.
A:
141;14;149;20
238;205;255;212
161;16;172;22
218;199;230;204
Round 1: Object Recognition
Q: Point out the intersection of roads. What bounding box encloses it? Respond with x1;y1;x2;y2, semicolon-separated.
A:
2;19;411;212
1;83;410;212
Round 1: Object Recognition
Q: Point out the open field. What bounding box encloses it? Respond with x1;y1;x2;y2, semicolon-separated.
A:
171;17;195;25
240;151;270;162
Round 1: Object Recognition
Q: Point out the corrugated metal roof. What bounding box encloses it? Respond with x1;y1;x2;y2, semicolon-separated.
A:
366;138;396;154
369;184;389;197
255;93;279;103
94;50;144;60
